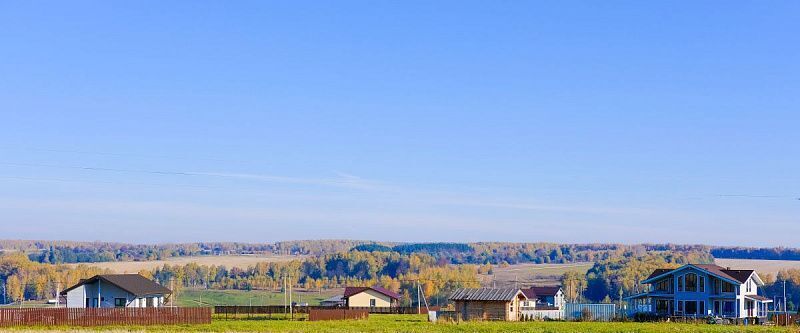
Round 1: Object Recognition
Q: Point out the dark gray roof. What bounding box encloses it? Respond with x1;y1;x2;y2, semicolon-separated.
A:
522;286;562;298
449;288;524;301
61;274;171;297
322;295;344;302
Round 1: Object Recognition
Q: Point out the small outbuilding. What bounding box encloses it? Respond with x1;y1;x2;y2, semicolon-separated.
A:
320;295;345;307
448;288;527;321
60;274;171;308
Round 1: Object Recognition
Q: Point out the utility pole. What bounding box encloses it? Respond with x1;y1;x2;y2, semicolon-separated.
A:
784;279;788;324
283;276;287;317
416;281;421;315
289;274;294;320
170;278;175;307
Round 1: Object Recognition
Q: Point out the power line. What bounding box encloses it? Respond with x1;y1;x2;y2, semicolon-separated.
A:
0;147;249;164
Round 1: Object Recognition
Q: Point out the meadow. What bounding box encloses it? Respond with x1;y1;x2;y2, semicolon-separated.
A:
481;263;594;287
3;314;796;333
176;289;341;307
715;259;800;277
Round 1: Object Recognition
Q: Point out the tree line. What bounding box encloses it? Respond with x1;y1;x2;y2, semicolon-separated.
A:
8;239;800;266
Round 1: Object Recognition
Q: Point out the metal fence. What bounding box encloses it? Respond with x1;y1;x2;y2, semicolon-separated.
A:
563;303;617;321
0;307;211;327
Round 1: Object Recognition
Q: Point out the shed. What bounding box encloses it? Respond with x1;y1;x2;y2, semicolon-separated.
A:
448;288;527;321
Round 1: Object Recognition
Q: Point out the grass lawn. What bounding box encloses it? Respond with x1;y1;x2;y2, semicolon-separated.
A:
176;289;341;307
4;314;796;333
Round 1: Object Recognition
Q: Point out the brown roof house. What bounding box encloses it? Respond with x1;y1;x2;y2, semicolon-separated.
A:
448;288;527;321
60;274;172;308
342;286;401;308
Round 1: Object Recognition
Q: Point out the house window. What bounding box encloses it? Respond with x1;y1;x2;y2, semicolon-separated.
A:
114;298;126;308
746;280;752;292
685;301;698;315
723;301;735;315
722;282;735;293
685;273;698;292
85;298;90;308
146;297;154;307
655;278;672;292
369;299;376;307
678;276;684;292
699;277;705;292
656;300;670;313
677;301;684;314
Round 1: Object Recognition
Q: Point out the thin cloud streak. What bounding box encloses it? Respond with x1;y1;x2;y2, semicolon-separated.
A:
188;171;382;190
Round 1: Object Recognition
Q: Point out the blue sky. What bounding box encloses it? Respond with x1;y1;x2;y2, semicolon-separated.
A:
1;1;798;245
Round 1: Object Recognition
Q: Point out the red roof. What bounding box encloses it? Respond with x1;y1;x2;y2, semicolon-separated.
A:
343;286;401;300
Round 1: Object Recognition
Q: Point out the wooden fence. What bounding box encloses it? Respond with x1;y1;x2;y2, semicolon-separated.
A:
214;305;438;316
0;307;211;327
773;313;800;326
308;309;369;321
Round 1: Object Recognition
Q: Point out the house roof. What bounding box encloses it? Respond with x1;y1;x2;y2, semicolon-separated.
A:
449;288;525;301
321;295;344;303
521;286;561;299
343;286;401;300
745;295;772;302
60;274;172;297
643;264;757;285
645;269;675;281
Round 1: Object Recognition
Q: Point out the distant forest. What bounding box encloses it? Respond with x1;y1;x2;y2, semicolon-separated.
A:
711;247;800;261
3;239;800;265
3;240;800;308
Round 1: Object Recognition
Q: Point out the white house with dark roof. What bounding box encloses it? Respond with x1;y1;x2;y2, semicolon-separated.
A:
60;274;172;308
520;286;565;320
626;264;772;320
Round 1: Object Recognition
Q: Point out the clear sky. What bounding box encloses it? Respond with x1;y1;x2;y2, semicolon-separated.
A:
1;1;798;246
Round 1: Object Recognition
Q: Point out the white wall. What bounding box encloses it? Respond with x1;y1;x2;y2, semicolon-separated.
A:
65;285;86;308
347;289;393;307
65;280;165;308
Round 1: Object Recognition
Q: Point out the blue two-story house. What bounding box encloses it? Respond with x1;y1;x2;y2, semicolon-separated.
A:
626;264;772;320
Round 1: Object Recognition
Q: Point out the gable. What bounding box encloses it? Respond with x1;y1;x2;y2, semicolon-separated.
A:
643;264;748;286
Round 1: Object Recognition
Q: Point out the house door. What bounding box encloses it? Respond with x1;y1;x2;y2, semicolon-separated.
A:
746;300;753;317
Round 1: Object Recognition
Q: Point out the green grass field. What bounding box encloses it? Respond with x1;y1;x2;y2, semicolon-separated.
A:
176;289;341;307
4;314;797;333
